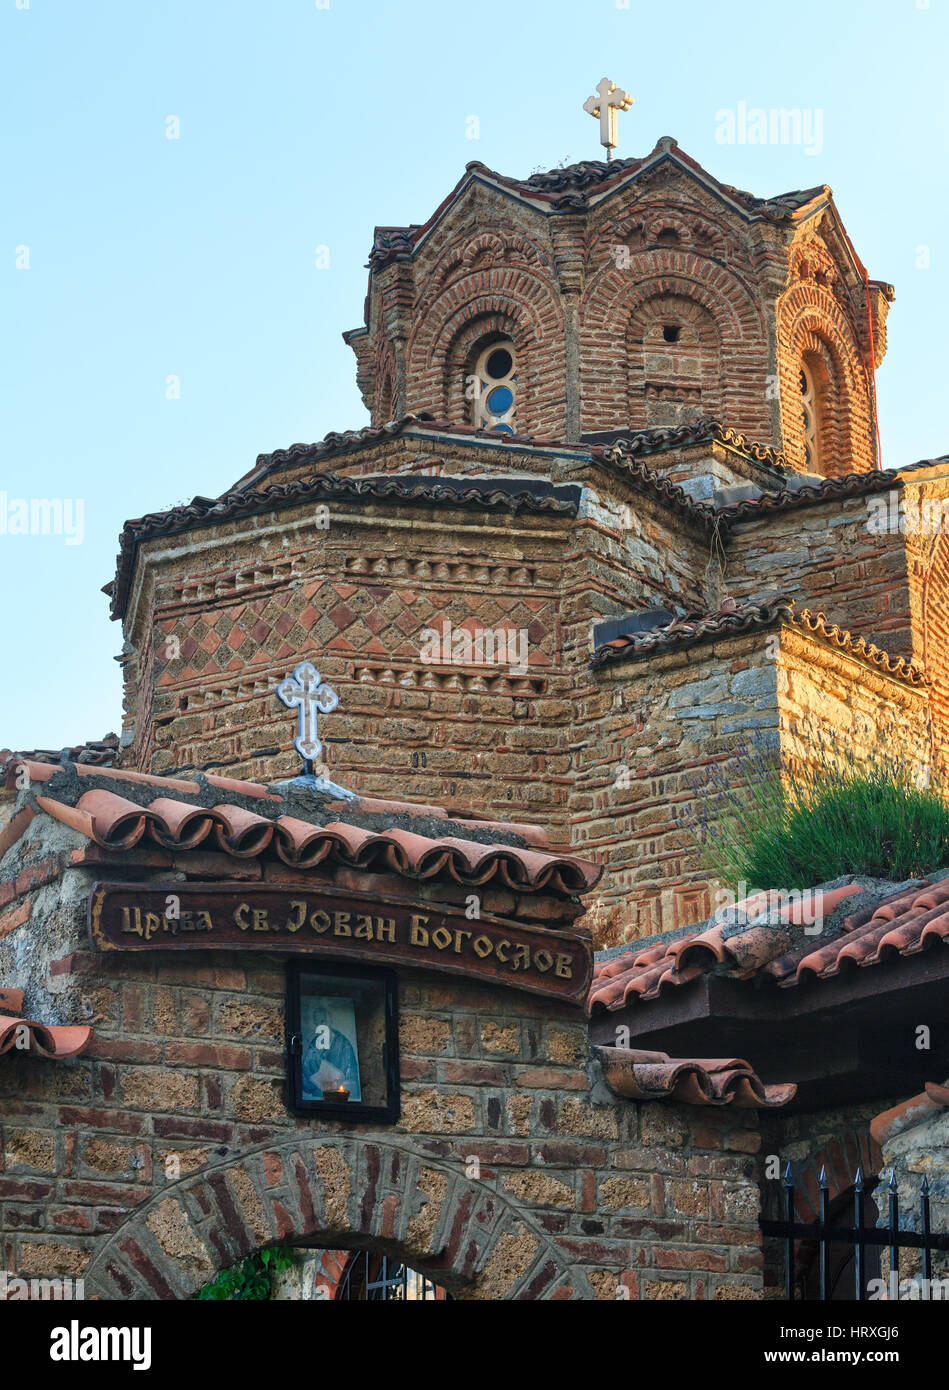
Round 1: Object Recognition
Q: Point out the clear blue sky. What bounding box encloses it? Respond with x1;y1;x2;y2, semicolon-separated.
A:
3;0;947;750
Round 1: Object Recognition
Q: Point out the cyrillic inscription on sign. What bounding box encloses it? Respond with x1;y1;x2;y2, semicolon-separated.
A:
88;883;592;1004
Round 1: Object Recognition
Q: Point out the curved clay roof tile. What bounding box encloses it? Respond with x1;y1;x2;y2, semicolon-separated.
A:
2;758;59;791
75;789;150;849
273;815;338;868
876;910;949;955
879;881;949;918
374;827;454;879
592;1046;796;1108
669;924;728;970
147;797;215;851
312;822;379;862
0;1013;92;1059
210;804;275;857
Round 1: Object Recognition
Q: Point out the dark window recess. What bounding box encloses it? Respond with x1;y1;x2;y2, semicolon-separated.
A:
662;325;681;343
593;609;676;647
286;961;399;1123
485;348;513;380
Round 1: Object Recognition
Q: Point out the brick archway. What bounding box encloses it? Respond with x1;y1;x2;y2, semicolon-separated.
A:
83;1134;574;1301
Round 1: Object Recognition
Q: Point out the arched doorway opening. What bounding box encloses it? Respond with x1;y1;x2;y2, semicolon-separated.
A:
335;1250;450;1301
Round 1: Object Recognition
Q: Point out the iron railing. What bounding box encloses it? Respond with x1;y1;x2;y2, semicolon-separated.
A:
760;1164;949;1300
335;1250;446;1301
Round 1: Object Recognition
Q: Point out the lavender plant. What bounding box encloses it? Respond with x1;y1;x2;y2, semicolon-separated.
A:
685;722;949;891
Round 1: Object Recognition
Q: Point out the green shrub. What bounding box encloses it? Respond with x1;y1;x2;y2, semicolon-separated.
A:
688;731;949;892
195;1247;294;1301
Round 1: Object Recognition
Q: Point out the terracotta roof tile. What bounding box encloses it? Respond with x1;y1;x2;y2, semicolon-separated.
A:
0;735;119;770
590;598;792;669
245;416;592;483
0;805;36;859
19;762;600;899
593;1045;796;1108
794;610;927;685
586;418;788;470
713;456;947;530
107;461;580;619
590;600;927;684
0;989;92;1060
589;880;949;1014
871;1082;949;1148
366;141;827;274
771;880;949;988
243;418;714;535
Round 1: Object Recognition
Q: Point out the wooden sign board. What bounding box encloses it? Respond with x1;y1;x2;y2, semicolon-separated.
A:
88;882;592;1005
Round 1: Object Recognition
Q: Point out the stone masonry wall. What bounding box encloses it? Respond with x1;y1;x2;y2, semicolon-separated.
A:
569;630;780;946
777;627;930;780
569;621;929;947
726;494;913;658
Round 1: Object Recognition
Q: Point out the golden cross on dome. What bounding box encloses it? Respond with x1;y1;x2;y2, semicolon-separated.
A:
583;78;633;161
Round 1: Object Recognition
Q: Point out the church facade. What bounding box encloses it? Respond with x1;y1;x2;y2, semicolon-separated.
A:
107;134;946;945
2;132;949;1301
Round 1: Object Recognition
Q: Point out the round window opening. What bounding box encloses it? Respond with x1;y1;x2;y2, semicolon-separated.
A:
487;385;514;415
485;348;513;380
471;338;517;433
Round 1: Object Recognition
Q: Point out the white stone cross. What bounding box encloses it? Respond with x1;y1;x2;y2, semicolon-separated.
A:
583;78;633;159
276;662;339;769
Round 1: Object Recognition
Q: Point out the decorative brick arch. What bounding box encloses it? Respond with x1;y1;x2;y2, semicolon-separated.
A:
792;1129;882;1225
581;256;769;438
83;1135;574;1302
406;269;565;435
420;226;550;298
445;308;521;428
777;283;873;476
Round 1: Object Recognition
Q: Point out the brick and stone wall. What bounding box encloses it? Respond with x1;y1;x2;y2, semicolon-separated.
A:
571;619;929;947
117;449;710;840
777;626;930;779
0;820;765;1301
727;493;913;658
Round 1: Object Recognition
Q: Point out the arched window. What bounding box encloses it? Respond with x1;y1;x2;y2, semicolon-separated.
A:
470;339;517;433
800;361;820;471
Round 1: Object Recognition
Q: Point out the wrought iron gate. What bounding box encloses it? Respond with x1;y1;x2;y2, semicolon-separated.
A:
335;1250;447;1300
760;1165;949;1300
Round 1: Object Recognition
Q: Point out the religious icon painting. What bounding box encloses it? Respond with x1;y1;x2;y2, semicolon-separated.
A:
300;994;363;1102
286;961;400;1122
